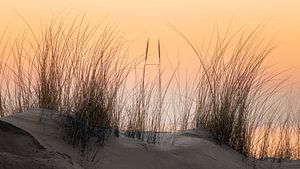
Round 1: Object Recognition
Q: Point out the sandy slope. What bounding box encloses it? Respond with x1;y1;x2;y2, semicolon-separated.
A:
0;119;80;169
1;109;300;169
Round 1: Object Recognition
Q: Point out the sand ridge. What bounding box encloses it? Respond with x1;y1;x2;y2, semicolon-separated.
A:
1;109;300;169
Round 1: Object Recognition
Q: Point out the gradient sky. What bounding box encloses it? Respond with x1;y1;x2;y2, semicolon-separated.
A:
1;0;300;85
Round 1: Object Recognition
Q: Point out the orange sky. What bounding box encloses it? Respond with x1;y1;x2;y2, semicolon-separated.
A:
1;0;300;85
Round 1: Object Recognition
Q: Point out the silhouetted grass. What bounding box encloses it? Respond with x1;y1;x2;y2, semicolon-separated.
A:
169;22;288;158
125;39;175;144
0;17;300;162
3;17;133;159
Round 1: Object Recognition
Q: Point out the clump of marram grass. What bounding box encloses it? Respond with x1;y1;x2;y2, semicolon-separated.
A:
170;22;285;157
67;29;132;158
125;39;175;143
4;16;133;159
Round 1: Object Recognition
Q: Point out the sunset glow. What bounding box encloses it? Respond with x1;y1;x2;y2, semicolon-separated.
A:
1;1;300;166
1;0;300;84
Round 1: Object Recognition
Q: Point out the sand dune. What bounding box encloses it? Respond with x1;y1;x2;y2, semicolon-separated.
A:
1;109;300;169
0;119;80;169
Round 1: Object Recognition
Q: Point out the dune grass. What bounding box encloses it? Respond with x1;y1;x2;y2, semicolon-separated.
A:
2;17;133;159
125;39;175;143
169;22;293;159
0;17;299;162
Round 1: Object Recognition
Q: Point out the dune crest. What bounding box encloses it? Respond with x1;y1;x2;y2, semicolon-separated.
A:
1;109;300;169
